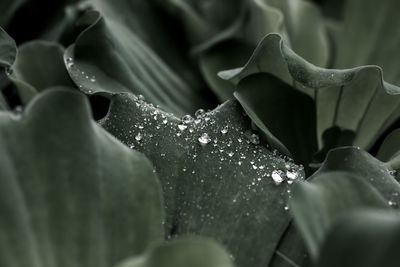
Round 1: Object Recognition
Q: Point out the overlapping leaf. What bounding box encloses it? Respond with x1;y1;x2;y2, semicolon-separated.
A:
318;209;400;267
191;0;330;101
64;10;212;115
99;91;304;267
8;41;74;103
220;0;400;158
0;88;163;267
117;238;234;267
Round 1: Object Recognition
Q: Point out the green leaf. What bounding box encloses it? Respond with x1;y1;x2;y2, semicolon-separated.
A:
314;147;400;204
8;41;74;104
0;26;16;68
87;0;205;88
290;171;389;260
116;238;234;267
0;88;164;266
377;129;400;162
318;209;400;267
0;93;7;110
220;33;400;151
194;0;330;102
235;73;317;172
65;10;211;115
100;92;305;267
268;224;310;267
198;40;254;101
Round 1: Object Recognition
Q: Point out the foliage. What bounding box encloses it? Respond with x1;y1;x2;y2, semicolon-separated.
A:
1;0;400;266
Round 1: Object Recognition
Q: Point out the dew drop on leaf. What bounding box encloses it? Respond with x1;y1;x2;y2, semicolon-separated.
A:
178;124;187;131
181;114;193;124
271;170;285;185
195;108;205;117
198;133;211;145
135;133;143;141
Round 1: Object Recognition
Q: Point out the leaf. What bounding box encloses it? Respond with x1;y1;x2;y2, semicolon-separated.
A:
0;88;163;267
8;41;74;103
65;10;211;115
318;209;400;267
220;33;400;152
377;128;400;162
268;224;310;267
197;40;254;101
0;91;7;110
312;126;355;163
290;171;389;260
99;92;305;267
313;147;400;204
0;26;16;68
194;0;330;102
235;73;317;172
116;238;234;267
87;0;205;89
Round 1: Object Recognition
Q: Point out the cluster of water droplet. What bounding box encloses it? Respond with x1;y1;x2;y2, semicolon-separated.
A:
101;94;305;223
65;57;97;93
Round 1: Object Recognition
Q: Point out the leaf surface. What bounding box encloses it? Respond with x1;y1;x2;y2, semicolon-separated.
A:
100;92;305;267
0;88;163;267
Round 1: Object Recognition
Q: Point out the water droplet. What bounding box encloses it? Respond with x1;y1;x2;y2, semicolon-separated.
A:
245;130;260;144
194;119;201;124
178;124;187;131
195;109;205;117
138;94;145;101
181;114;193;124
135;133;143;141
90;77;96;82
228;152;234;157
5;68;13;75
271;170;285;185
221;126;228;135
286;170;298;180
198;133;211;145
284;206;289;211
162;119;168;124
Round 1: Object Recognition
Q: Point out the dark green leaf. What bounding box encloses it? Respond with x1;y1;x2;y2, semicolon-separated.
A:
235;73;317;172
0;26;16;68
220;33;400;151
0;88;163;266
313;147;400;204
377;129;400;162
65;10;210;115
9;41;74;103
313;126;355;163
198;40;253;101
290;171;389;260
100;92;305;267
0;92;7;110
318;209;400;267
116;238;234;267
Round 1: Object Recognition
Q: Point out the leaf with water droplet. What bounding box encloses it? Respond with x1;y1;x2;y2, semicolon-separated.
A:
99;92;305;267
64;10;212;115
